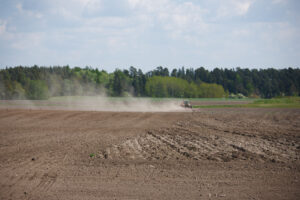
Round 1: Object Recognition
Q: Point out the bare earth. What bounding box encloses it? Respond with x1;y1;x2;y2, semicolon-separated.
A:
0;108;300;200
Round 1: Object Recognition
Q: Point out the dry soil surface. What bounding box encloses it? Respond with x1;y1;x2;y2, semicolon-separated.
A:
0;108;300;200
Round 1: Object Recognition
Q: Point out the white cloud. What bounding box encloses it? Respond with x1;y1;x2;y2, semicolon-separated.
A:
16;3;22;12
233;28;250;37
43;0;209;48
127;0;140;8
0;19;15;40
0;20;7;35
234;0;252;15
126;0;209;44
11;32;44;50
272;0;288;4
16;2;43;19
107;36;127;51
84;0;103;13
128;0;169;12
216;0;255;18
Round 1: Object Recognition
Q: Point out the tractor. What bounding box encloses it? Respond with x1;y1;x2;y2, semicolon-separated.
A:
181;100;192;108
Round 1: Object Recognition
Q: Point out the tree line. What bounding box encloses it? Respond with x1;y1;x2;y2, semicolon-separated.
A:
0;65;299;100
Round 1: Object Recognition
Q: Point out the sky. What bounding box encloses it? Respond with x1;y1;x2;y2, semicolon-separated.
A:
0;0;299;72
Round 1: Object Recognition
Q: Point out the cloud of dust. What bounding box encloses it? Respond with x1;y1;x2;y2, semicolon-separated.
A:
0;75;186;112
0;96;186;112
64;96;186;112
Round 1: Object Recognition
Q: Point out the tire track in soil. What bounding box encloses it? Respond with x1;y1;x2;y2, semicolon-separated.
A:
177;116;300;162
1;158;58;200
192;122;300;162
27;172;57;199
100;118;300;163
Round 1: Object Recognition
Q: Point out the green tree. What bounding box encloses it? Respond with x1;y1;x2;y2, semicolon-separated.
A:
11;81;26;99
197;83;225;98
146;76;190;98
145;76;167;97
26;80;49;100
112;70;131;96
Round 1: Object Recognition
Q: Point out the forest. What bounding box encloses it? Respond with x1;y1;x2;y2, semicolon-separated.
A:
0;65;299;100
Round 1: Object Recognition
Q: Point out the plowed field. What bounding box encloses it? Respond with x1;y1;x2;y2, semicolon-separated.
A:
0;108;300;199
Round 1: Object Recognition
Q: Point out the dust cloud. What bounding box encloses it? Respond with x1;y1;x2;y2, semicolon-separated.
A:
0;96;186;112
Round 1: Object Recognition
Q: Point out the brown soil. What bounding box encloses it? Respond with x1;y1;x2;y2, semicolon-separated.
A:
0;108;299;200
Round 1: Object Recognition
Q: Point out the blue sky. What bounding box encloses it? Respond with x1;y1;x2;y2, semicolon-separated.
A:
0;0;299;72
